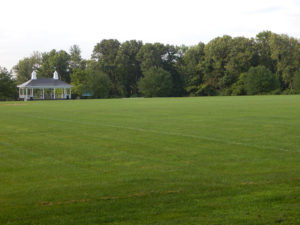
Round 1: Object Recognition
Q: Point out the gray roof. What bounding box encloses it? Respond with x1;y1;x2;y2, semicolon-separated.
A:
17;78;72;88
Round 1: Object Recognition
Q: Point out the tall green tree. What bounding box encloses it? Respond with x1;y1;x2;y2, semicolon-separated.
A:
225;37;258;85
255;31;276;73
201;35;233;94
13;52;42;84
136;43;166;71
39;50;71;82
92;39;121;96
115;40;143;96
92;39;120;64
181;43;205;95
269;34;300;91
69;45;84;69
163;45;185;96
137;43;185;96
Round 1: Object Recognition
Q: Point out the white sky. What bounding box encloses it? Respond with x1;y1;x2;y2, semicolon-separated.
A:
1;0;300;70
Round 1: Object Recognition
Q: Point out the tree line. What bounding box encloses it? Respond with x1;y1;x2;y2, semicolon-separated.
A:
1;31;300;100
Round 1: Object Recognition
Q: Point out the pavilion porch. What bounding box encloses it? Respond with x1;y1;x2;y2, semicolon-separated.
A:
19;87;71;101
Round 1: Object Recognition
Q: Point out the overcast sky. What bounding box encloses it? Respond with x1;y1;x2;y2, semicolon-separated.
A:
1;0;300;70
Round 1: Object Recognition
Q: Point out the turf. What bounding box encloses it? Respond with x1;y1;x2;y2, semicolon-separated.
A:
0;96;299;225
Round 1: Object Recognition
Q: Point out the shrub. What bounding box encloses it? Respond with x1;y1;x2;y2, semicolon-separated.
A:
244;66;280;95
87;70;111;98
294;70;300;94
138;67;173;97
0;67;17;100
231;73;246;96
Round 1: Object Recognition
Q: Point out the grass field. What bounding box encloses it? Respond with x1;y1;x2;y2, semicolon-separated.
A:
0;96;299;225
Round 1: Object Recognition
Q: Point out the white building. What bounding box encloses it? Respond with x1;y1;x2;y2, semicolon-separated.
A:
17;70;72;101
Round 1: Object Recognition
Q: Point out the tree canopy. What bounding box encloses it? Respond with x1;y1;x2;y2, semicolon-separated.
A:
8;31;300;100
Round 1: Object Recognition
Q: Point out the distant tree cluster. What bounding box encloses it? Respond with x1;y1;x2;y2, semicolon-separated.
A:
0;67;17;100
182;31;300;96
2;31;300;100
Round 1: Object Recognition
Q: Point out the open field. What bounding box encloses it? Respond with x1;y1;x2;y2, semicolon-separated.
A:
0;96;299;225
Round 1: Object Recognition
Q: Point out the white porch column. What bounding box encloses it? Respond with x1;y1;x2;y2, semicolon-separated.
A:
64;88;66;99
42;88;45;99
25;88;28;101
18;88;21;98
53;88;56;99
31;88;33;97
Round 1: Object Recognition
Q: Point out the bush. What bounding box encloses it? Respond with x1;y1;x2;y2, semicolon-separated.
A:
231;73;246;96
138;67;173;97
244;66;280;95
282;89;296;95
87;70;111;98
269;88;282;95
0;67;17;100
294;70;300;94
195;84;217;96
70;68;88;96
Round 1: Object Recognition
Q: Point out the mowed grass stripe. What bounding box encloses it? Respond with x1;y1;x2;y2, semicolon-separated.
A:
8;112;299;153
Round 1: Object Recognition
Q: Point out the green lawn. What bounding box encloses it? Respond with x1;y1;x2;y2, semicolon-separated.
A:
0;96;299;225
